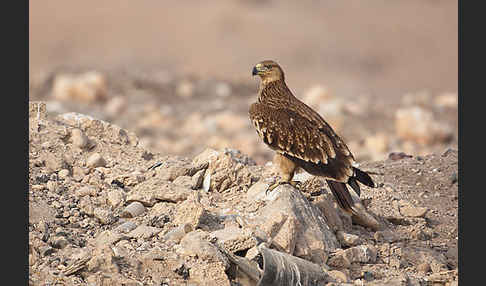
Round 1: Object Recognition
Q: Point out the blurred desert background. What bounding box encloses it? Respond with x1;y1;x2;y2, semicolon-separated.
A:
29;1;458;285
29;0;458;164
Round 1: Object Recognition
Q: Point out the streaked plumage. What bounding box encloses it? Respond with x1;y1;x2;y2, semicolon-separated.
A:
250;60;375;214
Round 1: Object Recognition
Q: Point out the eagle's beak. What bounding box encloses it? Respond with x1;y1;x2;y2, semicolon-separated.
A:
252;66;259;76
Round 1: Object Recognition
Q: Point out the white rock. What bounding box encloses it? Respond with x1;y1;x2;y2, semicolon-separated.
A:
121;202;146;218
71;128;89;149
107;189;126;208
86;153;106;168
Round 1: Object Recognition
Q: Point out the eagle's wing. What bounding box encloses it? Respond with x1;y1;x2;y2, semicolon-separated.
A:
249;101;355;181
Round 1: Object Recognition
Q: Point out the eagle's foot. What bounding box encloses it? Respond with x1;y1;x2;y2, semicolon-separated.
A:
265;180;302;195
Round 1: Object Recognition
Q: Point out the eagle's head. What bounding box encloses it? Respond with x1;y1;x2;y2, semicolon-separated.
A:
252;60;285;83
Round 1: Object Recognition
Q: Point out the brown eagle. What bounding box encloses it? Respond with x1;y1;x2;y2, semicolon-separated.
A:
249;60;375;214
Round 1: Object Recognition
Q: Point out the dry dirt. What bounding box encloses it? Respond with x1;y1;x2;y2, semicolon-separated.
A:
28;90;457;286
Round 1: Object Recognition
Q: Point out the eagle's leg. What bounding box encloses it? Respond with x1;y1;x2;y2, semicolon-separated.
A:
266;153;300;194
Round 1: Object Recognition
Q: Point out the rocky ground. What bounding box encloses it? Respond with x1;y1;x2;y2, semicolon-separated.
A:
28;68;458;285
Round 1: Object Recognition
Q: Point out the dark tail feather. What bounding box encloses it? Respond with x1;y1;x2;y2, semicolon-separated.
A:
353;167;375;188
326;180;357;215
348;177;361;196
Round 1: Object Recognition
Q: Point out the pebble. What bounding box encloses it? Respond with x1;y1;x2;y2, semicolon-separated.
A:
328;270;350;283
417;262;431;273
374;230;400;243
58;169;70;179
86;153;106;168
45;154;67;173
71;128;89;149
162;223;193;244
72;166;87;182
31;184;45;192
191;169;205;190
93;207;116;225
127;225;162;239
51;237;69;249
336;231;361;247
46;181;58;192
399;205;428;218
115;221;138;233
75;186;97;197
121;202;146;218
202;172;211;192
107;189;126;208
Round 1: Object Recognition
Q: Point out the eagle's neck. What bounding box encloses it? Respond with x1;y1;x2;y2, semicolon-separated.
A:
258;79;292;105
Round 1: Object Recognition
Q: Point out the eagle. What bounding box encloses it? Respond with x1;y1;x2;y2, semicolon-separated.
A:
249;60;375;214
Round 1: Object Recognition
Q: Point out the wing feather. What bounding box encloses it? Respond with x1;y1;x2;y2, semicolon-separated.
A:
249;102;355;181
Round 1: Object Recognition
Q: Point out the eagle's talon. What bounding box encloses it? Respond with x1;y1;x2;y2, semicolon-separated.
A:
265;181;280;195
265;180;301;195
288;180;302;189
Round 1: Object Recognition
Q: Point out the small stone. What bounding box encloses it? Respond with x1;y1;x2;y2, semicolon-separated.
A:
244;246;261;261
71;128;89;149
121;202;146;218
210;227;257;253
31;184;45;192
86;153;106;168
399;205;428;218
40;245;56;256
388;152;413;161
75;186;97;197
58;169;70;179
328;270;350;283
51;236;69;249
46;181;58;192
72;166;87;182
177;230;229;269
202;172;211;192
45;153;68;173
107;189;126;208
336;231;361;247
172;175;193;189
191;169;205;190
93;207;115;225
127;225;162;239
192;148;219;167
162;223;193;244
328;245;377;268
417;262;431;273
173;200;207;229
115;221;138;233
374;230;401;243
92;230;124;248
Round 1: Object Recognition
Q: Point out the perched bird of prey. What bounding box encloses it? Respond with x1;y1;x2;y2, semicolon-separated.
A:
249;60;375;214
